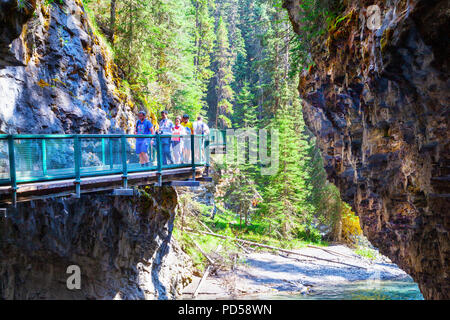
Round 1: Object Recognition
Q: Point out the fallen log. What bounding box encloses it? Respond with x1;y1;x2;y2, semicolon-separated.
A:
279;253;315;262
306;244;355;259
187;234;215;265
189;239;223;299
235;241;251;254
193;265;212;298
185;213;251;254
195;217;215;234
188;213;351;258
185;228;366;270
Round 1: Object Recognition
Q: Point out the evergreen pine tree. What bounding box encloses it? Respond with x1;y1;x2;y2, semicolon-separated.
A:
233;82;257;128
213;16;234;128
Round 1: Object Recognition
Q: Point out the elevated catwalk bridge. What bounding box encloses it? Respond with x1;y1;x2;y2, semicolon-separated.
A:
0;130;227;207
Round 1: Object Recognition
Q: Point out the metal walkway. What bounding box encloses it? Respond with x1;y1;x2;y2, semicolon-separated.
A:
0;131;226;206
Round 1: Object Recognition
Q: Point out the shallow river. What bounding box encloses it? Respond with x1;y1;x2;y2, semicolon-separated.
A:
242;279;424;300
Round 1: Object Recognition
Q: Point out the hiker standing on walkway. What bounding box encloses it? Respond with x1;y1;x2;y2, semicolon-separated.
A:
172;116;185;164
181;114;193;163
193;116;209;162
181;114;194;134
158;110;174;165
193;116;210;135
135;111;154;167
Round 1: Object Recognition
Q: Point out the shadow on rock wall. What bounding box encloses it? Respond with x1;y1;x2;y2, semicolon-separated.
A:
0;187;193;300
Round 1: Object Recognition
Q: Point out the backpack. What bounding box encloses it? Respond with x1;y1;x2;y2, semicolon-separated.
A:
194;121;209;135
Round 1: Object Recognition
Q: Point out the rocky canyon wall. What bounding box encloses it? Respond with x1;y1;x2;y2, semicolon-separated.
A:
283;0;449;299
0;0;135;134
0;1;192;299
0;187;193;299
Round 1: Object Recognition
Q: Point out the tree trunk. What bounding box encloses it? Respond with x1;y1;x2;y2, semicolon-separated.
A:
109;0;117;45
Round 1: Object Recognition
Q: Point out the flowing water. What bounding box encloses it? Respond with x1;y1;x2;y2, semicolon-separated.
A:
246;279;424;300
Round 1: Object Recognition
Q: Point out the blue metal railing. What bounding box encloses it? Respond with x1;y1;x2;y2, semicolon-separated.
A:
209;129;227;148
0;134;211;202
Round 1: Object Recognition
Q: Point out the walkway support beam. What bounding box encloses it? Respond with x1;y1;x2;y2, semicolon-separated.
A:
109;138;114;170
121;135;128;189
74;136;81;198
101;138;106;165
191;133;196;181
7;135;17;207
156;134;162;186
205;134;210;176
42;139;47;176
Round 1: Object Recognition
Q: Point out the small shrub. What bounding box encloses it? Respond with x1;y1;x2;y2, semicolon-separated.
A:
340;203;362;246
295;224;322;243
355;247;378;260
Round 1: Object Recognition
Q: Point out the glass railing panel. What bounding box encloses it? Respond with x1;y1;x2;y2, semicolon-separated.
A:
79;137;122;176
0;138;10;182
126;136;158;173
179;135;192;165
193;135;207;165
42;138;75;180
13;138;75;182
0;133;212;186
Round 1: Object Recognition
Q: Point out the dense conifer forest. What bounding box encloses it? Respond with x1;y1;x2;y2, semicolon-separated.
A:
80;0;357;242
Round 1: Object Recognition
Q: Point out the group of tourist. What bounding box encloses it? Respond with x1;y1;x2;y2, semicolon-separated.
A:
135;110;210;167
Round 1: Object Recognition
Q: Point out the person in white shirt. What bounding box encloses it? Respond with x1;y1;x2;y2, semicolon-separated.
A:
181;115;193;163
193;116;209;162
193;116;210;135
171;116;185;164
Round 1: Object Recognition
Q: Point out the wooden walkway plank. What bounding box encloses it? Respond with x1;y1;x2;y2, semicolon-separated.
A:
0;167;205;204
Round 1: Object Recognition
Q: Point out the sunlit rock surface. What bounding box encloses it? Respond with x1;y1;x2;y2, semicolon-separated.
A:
0;0;134;134
0;1;192;300
283;0;449;299
0;187;193;299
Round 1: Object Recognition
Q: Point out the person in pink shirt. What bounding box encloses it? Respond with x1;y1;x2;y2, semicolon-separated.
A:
171;116;185;164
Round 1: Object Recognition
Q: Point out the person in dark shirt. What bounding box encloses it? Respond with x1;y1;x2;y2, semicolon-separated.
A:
135;111;154;167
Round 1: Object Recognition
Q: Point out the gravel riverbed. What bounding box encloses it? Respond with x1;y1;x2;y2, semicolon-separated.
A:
181;245;413;299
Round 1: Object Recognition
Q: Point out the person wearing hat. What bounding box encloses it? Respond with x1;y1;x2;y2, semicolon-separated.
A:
181;114;194;134
158;110;174;165
135;110;154;167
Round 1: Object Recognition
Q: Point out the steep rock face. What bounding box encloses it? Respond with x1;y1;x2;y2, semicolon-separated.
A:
0;0;36;66
0;0;135;134
0;187;193;299
0;1;192;300
283;0;449;299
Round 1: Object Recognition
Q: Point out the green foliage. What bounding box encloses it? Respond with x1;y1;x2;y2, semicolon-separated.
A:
206;0;348;244
294;224;323;243
341;203;363;245
79;0;353;248
191;202;326;249
212;16;235;128
289;0;342;73
83;0;208;118
42;0;63;7
193;0;216;101
233;82;256;127
258;96;316;240
355;247;378;260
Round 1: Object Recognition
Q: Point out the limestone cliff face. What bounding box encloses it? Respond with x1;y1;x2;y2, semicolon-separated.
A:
0;0;135;134
283;0;449;299
0;187;193;299
0;1;192;299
